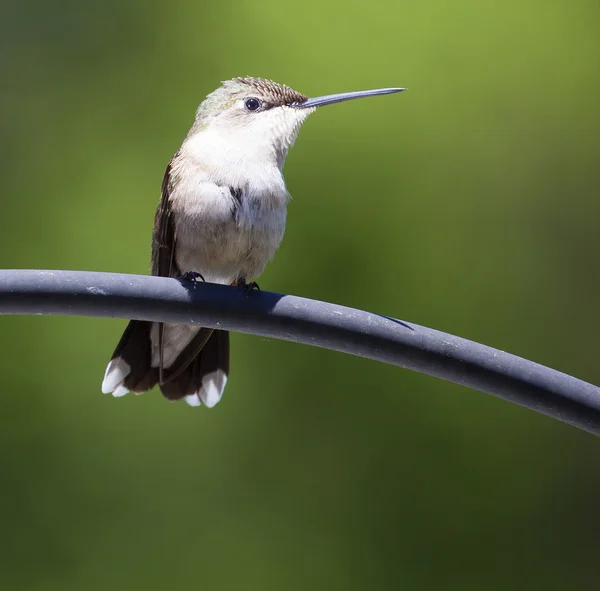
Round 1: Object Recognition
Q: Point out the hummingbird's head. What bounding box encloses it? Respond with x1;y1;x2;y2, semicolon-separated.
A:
187;77;405;170
189;77;314;166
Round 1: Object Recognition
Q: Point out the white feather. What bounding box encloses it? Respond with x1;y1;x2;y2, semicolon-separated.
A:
112;385;130;398
185;394;202;407
102;357;131;393
198;370;228;408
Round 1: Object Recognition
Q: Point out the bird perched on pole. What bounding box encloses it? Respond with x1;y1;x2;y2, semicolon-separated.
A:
102;77;405;408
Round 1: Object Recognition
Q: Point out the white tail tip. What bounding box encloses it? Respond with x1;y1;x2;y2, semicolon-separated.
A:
102;357;131;394
198;370;227;408
185;394;202;407
112;384;130;398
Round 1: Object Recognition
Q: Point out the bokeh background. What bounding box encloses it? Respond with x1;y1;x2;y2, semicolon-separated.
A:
1;0;600;589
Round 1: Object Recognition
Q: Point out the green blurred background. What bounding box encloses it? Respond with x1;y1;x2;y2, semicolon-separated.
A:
1;0;600;589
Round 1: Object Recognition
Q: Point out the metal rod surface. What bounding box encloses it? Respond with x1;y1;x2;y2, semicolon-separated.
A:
0;269;598;436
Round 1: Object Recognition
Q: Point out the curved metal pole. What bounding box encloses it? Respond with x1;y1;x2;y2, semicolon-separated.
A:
0;269;599;436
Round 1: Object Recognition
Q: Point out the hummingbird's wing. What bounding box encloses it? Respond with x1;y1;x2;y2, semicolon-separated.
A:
151;156;178;384
151;156;178;278
150;156;218;396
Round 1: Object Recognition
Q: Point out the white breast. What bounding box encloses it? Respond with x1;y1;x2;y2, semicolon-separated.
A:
169;137;290;284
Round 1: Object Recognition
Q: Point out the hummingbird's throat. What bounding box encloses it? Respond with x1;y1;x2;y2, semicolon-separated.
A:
266;106;315;167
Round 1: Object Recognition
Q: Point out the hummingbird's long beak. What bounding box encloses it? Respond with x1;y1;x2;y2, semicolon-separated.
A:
291;87;406;109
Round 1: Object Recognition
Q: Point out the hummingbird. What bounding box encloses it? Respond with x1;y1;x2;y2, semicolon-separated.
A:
101;77;405;408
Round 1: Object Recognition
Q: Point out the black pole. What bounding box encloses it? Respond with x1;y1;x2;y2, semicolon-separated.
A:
1;269;599;436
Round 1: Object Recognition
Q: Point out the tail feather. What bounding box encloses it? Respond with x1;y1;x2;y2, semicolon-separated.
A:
102;320;229;408
191;330;229;407
160;330;229;407
102;320;158;395
158;326;214;399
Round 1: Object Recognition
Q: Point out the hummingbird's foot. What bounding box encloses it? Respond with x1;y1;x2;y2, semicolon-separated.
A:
179;271;206;283
235;278;261;293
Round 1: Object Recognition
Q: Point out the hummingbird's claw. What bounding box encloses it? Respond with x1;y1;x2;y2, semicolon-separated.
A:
235;278;261;294
179;271;206;283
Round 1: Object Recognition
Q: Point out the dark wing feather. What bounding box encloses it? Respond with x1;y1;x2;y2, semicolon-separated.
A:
152;155;179;278
152;156;179;383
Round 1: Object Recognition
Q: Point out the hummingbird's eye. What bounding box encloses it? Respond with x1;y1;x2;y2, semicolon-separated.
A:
244;97;262;112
